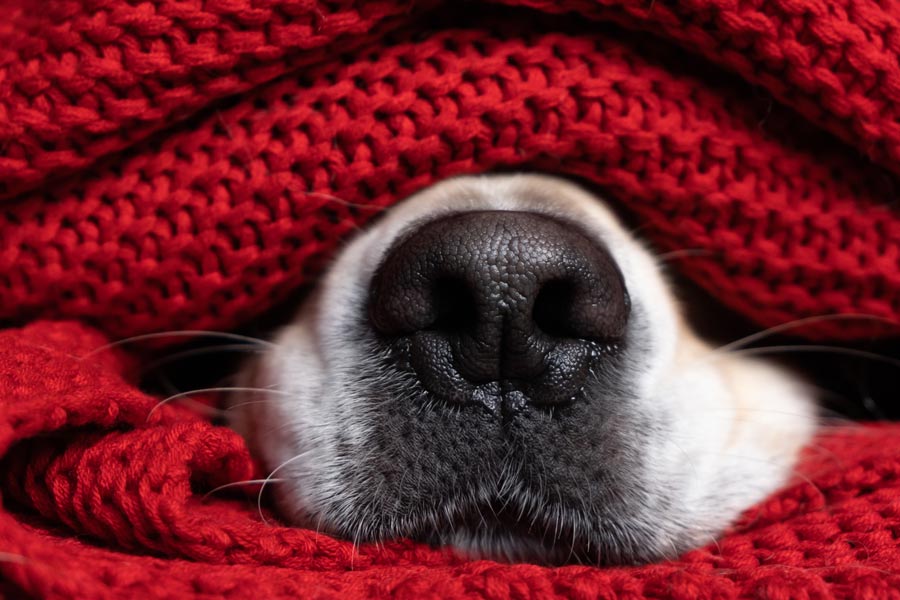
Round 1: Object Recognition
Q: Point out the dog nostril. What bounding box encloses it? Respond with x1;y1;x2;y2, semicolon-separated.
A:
430;276;478;333
533;279;581;339
368;210;630;412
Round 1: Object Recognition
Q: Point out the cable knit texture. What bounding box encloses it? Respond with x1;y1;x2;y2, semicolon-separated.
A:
1;0;900;598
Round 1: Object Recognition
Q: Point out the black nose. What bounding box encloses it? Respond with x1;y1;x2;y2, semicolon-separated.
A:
368;210;630;414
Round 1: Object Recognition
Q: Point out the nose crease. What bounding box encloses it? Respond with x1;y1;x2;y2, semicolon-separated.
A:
369;210;630;412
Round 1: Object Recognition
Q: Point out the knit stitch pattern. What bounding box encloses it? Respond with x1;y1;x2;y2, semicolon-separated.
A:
1;0;900;598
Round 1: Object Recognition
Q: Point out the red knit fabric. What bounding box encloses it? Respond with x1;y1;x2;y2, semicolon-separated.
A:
1;0;900;598
3;322;900;599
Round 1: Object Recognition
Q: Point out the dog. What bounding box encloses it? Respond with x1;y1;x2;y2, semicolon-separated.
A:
228;174;817;565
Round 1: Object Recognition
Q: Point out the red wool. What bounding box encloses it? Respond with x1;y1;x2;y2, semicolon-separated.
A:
1;0;899;598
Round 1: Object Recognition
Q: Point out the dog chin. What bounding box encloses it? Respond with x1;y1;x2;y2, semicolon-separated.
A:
229;173;817;565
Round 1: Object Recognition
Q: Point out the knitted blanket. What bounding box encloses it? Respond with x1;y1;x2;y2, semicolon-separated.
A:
1;0;900;598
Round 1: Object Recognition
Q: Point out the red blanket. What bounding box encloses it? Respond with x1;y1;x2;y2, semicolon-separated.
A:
1;0;900;597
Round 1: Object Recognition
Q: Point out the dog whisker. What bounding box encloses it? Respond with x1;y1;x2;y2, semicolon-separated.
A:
224;399;286;411
305;191;388;212
142;343;269;375
668;437;700;481
148;387;296;420
655;248;714;262
84;330;278;358
717;345;900;370
257;450;317;526
159;397;228;419
712;314;898;354
202;478;288;500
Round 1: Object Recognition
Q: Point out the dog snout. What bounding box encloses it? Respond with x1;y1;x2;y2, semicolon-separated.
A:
368;210;630;414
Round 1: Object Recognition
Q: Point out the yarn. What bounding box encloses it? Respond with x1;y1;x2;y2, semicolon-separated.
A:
2;0;900;597
3;322;900;598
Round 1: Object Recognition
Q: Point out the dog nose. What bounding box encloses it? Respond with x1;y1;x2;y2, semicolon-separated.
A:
368;210;630;413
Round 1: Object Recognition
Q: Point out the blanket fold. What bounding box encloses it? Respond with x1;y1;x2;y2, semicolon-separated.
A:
2;1;900;598
2;4;898;341
3;322;900;598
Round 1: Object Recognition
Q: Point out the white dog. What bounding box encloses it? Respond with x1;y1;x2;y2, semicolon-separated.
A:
229;174;816;565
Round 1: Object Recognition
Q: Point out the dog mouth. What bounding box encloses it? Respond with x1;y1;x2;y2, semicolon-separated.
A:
267;207;658;565
303;330;659;565
320;423;663;566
